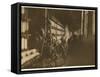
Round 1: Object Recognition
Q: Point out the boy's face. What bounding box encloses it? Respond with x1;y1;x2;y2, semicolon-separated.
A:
65;26;69;33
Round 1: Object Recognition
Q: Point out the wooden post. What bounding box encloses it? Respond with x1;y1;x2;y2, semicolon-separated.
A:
92;11;95;36
84;11;88;38
81;10;84;35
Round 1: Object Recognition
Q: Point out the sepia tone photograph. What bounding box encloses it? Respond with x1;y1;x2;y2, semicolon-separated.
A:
21;6;96;71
